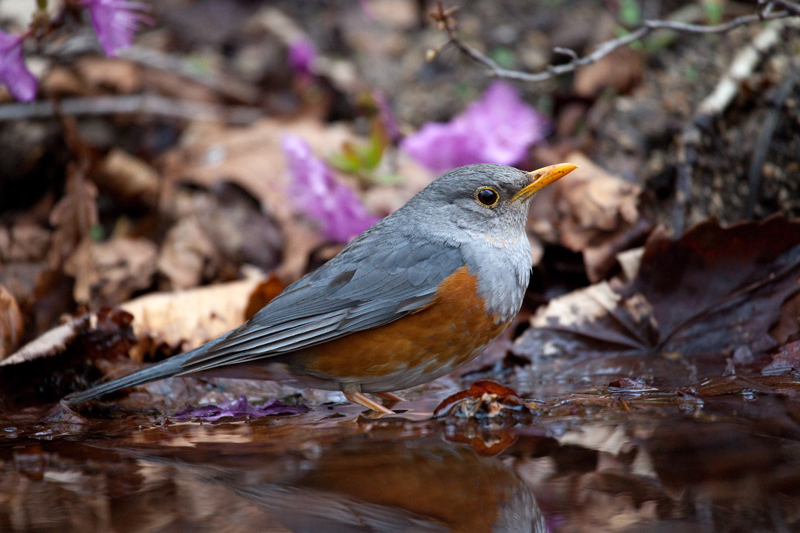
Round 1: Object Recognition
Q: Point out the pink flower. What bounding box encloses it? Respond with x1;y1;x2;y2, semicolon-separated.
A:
0;31;37;102
288;38;316;77
401;81;550;173
282;134;380;243
83;0;150;57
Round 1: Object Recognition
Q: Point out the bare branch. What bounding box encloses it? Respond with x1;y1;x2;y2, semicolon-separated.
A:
432;1;798;83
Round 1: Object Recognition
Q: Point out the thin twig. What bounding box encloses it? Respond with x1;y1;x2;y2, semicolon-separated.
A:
431;1;798;84
0;94;262;124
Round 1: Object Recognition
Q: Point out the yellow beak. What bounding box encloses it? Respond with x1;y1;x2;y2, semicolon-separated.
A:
510;163;578;203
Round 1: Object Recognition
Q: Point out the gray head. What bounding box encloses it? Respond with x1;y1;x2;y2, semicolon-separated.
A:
399;163;577;237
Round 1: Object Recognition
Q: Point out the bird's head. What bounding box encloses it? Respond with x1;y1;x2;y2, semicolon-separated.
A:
408;163;577;236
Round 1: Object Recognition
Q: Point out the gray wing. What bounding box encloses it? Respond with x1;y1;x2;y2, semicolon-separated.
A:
179;234;464;374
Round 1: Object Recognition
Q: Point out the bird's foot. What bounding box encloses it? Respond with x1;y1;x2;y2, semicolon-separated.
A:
343;391;394;415
341;383;394;415
375;391;405;403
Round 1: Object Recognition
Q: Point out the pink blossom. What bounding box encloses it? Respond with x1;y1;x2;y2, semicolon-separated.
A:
288;38;316;77
401;81;550;173
0;31;37;102
83;0;150;57
282;134;380;243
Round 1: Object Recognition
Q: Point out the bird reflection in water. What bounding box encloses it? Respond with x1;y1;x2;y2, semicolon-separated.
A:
133;437;543;533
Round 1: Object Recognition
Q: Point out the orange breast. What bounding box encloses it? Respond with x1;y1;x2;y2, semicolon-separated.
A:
296;267;510;384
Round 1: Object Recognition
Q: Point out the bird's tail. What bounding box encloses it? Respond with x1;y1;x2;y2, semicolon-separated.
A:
64;345;203;405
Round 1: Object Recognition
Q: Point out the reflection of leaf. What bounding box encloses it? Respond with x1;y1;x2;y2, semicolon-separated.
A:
513;217;800;386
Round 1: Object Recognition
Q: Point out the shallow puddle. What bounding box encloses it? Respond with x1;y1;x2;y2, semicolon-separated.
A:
2;384;799;533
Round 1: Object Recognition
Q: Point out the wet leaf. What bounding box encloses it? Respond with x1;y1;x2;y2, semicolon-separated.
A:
173;396;308;421
434;380;523;419
513;216;800;386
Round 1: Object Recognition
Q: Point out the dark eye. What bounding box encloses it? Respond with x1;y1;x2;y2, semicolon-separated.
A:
476;187;499;207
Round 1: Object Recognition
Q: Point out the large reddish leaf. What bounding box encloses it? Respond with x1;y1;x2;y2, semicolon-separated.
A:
512;216;800;389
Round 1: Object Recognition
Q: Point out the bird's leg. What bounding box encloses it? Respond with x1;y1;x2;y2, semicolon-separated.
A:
340;382;394;415
375;392;404;407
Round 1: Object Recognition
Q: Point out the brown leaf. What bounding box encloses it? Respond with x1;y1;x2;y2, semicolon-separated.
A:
157;218;219;291
573;47;644;98
76;57;141;94
433;380;522;418
532;151;652;282
763;341;800;373
1;308;135;367
95;148;160;206
49;164;98;266
0;224;51;263
244;274;286;320
120;273;265;353
0;308;136;406
0;284;23;359
163;117;354;224
513;216;800;386
64;237;158;308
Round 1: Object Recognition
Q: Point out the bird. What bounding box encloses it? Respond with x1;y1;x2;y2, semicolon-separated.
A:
65;163;577;414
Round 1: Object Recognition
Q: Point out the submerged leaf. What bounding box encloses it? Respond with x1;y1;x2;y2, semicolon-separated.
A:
174;396;308;421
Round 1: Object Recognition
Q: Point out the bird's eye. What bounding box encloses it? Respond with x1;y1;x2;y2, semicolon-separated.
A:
475;187;499;207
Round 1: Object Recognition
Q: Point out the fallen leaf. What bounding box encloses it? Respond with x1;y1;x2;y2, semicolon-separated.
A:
0;224;51;263
763;341;800;373
157;218;219;291
173;396;308;421
163;116;354;223
573;47;644;98
76;57;141;94
95;148;160;206
1;308;135;367
119;271;265;353
64;237;159;307
0;307;136;406
0;284;23;359
532;151;652;282
244;274;285;320
49;164;98;266
433;380;523;419
513;216;800;386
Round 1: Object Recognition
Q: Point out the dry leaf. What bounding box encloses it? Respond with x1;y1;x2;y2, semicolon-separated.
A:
96;148;160;206
573;47;644;98
0;284;23;359
64;237;158;307
534;151;652;282
157;218;219;291
120;272;265;353
49;164;98;266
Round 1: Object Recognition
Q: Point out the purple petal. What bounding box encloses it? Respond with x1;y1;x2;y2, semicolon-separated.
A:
174;396;309;422
0;31;38;102
83;0;150;56
288;38;316;77
401;81;550;173
373;90;401;142
282;134;380;243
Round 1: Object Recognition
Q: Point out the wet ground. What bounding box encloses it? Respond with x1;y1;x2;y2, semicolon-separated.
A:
2;368;800;533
